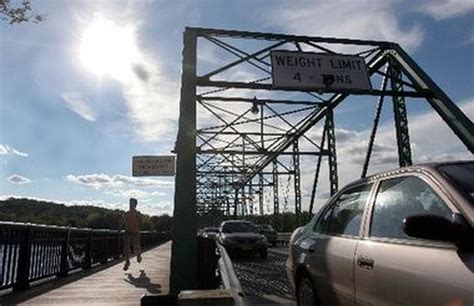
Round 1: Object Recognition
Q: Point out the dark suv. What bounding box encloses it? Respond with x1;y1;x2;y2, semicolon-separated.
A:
256;224;278;246
287;161;474;306
218;220;268;259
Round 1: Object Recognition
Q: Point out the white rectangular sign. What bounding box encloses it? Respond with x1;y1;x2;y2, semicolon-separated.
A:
132;155;176;177
271;50;371;91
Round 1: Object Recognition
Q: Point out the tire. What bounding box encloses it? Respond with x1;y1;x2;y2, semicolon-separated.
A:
297;275;317;306
259;249;267;259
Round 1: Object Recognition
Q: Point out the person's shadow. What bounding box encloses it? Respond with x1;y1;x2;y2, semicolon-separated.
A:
124;270;162;294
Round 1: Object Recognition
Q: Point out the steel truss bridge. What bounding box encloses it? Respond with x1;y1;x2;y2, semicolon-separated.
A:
171;27;473;292
175;27;473;217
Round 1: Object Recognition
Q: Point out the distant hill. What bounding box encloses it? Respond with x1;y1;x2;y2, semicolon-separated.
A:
0;197;309;233
0;197;172;232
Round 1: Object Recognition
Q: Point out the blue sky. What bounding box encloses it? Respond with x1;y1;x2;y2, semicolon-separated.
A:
0;0;473;216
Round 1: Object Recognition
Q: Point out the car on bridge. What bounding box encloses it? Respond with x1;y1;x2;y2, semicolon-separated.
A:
218;220;268;259
256;224;278;246
286;161;474;306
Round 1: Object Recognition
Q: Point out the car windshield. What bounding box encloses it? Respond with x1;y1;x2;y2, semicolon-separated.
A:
258;225;273;230
437;162;474;205
222;222;256;233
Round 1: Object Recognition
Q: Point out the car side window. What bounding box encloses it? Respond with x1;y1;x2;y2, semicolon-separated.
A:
314;184;372;236
370;176;453;240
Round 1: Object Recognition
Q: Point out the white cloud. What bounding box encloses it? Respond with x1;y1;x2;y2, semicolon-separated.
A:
7;175;31;185
106;188;166;198
65;173;173;215
66;173;173;190
69;13;179;143
377;98;474;163
61;92;97;122
465;32;474;45
0;144;28;157
121;58;179;142
295;98;474;214
419;0;474;20
268;1;424;52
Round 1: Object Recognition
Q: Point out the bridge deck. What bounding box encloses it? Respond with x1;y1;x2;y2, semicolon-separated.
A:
7;242;171;305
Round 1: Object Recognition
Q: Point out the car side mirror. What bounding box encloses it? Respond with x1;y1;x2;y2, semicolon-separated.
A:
404;214;473;250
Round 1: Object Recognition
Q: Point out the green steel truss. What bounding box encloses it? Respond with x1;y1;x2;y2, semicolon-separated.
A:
171;27;474;292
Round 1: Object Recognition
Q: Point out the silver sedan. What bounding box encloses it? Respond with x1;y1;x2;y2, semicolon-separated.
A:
286;161;474;306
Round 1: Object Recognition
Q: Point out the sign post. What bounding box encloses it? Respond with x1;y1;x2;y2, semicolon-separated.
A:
271;50;371;91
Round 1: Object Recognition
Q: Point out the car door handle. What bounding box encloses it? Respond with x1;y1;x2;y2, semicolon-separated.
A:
357;256;374;270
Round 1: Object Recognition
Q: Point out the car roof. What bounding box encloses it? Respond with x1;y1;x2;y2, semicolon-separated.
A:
221;220;253;226
343;160;473;190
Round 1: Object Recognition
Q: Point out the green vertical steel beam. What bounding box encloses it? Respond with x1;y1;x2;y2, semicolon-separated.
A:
292;140;301;215
326;109;339;196
170;28;198;294
272;159;279;214
309;121;327;214
258;174;264;215
233;188;239;217
362;64;389;178
259;103;264;215
391;45;474;153
241;188;246;216
389;57;412;167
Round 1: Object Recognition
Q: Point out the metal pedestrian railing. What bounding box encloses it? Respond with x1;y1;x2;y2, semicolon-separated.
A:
0;221;170;292
216;242;247;306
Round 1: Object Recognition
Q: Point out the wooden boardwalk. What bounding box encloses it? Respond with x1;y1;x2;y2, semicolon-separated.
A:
3;242;171;306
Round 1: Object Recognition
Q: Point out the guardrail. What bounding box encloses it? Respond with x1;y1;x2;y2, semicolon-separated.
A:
217;242;247;306
277;232;292;246
0;221;170;292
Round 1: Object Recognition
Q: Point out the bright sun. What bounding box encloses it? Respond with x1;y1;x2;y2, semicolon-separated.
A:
79;17;138;80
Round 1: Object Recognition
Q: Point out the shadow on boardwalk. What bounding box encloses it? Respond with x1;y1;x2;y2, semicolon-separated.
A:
124;270;162;294
0;242;171;306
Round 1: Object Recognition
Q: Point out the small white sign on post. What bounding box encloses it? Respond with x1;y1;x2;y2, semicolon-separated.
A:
132;155;176;177
271;50;372;91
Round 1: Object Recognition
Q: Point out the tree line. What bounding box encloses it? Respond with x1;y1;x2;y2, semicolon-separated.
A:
0;197;311;234
0;197;172;232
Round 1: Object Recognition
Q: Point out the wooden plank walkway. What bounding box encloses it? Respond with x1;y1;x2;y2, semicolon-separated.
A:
4;242;171;306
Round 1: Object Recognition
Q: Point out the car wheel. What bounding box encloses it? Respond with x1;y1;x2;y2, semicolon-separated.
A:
297;275;317;306
259;250;267;259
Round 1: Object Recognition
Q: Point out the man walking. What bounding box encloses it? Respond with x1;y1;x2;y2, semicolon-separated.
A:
122;198;142;271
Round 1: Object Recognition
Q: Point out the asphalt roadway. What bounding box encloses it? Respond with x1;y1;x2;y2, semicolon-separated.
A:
232;246;296;306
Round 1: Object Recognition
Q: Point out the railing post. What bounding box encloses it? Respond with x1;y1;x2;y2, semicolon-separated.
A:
84;230;92;269
101;230;108;263
117;230;122;259
13;225;32;291
113;231;120;259
142;232;146;249
57;228;70;277
198;237;218;289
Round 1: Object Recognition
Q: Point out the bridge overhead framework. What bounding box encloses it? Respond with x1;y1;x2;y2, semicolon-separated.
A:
171;27;474;293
